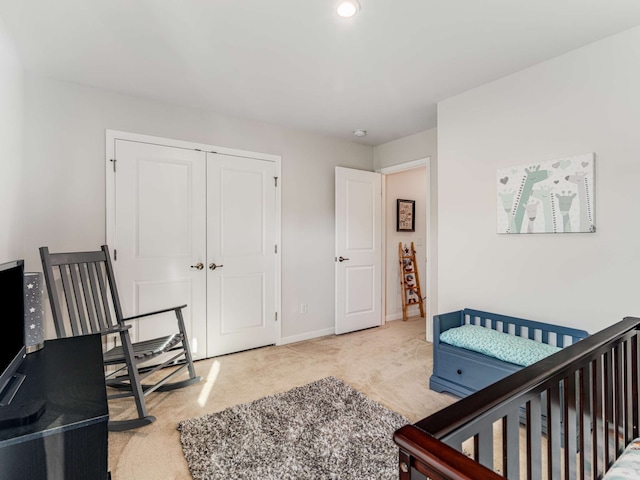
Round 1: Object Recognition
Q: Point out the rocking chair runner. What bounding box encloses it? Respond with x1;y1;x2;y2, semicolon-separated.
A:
40;245;202;431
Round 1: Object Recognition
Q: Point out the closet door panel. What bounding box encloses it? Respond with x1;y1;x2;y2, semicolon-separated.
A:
108;133;280;360
111;140;207;360
206;153;277;357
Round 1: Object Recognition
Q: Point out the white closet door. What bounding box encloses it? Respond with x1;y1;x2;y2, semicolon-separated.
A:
111;140;207;359
206;153;278;357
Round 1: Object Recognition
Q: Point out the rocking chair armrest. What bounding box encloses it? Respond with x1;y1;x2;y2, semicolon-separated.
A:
102;324;132;335
122;304;188;322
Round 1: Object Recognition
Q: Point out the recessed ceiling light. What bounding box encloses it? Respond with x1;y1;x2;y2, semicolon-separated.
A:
353;129;367;137
337;0;360;18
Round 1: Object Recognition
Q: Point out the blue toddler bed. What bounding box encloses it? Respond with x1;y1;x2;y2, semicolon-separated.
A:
429;308;589;398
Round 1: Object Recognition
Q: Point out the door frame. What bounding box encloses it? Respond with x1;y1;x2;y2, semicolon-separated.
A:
377;157;433;341
105;129;282;346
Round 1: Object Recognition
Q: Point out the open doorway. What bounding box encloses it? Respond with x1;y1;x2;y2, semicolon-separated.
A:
378;158;433;341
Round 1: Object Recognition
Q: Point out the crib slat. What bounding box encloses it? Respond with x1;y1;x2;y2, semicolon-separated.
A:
614;344;623;456
504;411;520;480
547;383;562;479
592;355;603;478
477;424;493;470
632;335;639;441
527;397;542;480
624;341;633;443
604;351;613;467
564;375;577;480
579;366;591;480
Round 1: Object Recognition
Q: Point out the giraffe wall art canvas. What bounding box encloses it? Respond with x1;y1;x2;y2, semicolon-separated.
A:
497;153;595;234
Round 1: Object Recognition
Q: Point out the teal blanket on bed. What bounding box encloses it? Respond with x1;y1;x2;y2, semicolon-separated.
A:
439;324;562;367
603;438;640;479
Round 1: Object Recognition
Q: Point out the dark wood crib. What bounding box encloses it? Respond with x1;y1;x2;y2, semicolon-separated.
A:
394;317;640;480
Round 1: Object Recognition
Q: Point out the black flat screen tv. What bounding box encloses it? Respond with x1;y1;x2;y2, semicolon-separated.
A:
0;259;26;406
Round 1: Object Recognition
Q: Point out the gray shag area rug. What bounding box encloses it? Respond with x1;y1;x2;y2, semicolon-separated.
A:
178;376;409;480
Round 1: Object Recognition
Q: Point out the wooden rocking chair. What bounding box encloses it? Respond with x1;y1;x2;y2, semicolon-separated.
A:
40;245;202;431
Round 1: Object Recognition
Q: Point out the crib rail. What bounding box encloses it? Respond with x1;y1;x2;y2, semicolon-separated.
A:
395;317;640;480
437;308;588;347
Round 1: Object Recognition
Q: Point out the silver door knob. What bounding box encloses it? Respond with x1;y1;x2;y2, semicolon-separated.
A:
190;262;204;270
338;256;350;262
209;263;224;270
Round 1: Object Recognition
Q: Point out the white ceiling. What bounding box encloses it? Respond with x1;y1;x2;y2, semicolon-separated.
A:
2;1;640;146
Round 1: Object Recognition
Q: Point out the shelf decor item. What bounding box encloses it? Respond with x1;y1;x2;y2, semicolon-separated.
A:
398;242;424;321
396;199;415;232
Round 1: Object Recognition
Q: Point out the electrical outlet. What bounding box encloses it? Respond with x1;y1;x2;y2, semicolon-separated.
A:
300;303;307;314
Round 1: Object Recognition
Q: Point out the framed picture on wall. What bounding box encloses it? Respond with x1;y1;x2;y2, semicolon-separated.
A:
397;199;415;232
496;152;596;234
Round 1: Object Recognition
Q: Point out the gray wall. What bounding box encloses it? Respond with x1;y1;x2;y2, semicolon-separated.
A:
21;73;374;341
374;128;437;172
437;26;640;332
374;128;439;331
0;19;24;261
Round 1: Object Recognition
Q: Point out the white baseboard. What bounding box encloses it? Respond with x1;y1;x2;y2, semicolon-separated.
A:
279;327;335;345
386;307;422;322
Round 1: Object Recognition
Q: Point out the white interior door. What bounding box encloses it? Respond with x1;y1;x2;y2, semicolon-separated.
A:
206;153;278;357
111;139;207;359
335;167;382;334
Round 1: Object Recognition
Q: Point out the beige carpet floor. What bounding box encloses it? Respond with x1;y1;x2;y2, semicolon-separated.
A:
108;317;457;479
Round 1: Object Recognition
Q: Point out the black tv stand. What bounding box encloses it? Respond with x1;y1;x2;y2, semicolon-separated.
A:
0;372;26;406
0;335;109;479
0;371;45;428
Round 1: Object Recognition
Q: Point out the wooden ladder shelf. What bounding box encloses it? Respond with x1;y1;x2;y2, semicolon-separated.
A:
399;242;425;321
